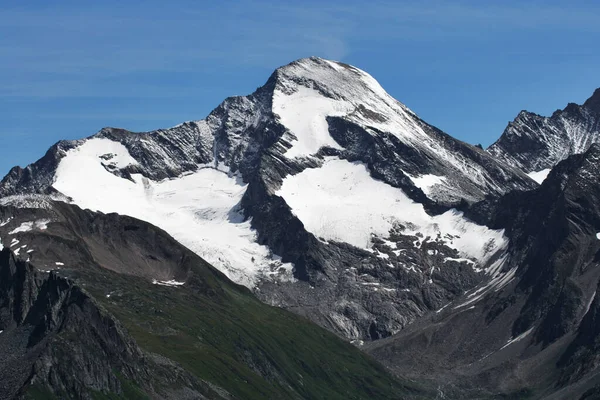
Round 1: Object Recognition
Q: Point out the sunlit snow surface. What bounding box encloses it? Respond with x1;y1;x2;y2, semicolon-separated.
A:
269;58;528;205
277;157;507;264
53;138;293;288
407;173;447;196
527;168;551;184
273;86;350;158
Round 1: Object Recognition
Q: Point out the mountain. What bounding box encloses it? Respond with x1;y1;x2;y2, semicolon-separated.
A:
367;144;600;399
0;57;536;342
3;55;600;399
488;88;600;182
0;200;425;399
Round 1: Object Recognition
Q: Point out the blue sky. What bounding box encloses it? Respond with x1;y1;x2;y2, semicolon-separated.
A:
1;0;599;175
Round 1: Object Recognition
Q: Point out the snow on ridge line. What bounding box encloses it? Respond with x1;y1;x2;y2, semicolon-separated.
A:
275;57;432;160
51;138;293;288
276;157;507;264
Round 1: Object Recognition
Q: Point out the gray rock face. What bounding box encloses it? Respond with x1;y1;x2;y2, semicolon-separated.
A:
488;88;600;174
367;145;600;399
0;248;150;399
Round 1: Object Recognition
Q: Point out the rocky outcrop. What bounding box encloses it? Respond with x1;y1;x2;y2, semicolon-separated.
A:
0;248;153;399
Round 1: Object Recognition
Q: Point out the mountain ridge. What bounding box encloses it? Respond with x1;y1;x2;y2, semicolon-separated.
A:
0;57;538;341
488;87;600;176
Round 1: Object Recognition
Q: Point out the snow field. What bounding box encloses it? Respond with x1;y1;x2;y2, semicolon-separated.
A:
277;157;507;264
53;138;293;288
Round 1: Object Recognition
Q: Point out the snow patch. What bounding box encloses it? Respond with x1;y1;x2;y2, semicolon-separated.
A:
55;262;64;266
500;327;534;350
584;291;596;317
408;174;447;196
152;279;186;287
443;257;476;265
277;158;507;264
273;86;350;158
0;217;12;227
527;169;551;184
8;219;50;235
52;138;293;288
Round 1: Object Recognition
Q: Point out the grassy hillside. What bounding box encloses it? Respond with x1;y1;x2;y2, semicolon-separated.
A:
70;261;427;399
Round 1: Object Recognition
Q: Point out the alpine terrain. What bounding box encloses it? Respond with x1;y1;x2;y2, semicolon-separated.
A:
488;88;600;183
1;56;600;399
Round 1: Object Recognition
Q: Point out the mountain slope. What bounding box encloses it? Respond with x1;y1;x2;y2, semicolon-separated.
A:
488;88;600;180
0;200;426;399
0;57;536;341
367;144;600;399
0;247;228;400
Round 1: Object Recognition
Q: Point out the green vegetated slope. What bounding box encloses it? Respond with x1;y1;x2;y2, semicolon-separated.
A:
60;260;427;399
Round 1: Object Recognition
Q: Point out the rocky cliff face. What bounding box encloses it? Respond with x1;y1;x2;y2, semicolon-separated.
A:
0;248;154;399
367;144;600;399
488;88;600;176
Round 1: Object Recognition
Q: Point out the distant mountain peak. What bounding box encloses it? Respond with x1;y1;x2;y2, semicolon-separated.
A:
488;88;600;175
583;87;600;113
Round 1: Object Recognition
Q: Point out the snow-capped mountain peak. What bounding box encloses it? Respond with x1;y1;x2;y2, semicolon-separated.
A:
0;57;537;340
271;57;428;159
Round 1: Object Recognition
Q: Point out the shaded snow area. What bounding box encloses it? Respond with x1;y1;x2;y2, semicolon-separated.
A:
527;168;551;184
277;158;507;264
0;217;12;227
8;219;50;234
273;86;350;158
52;138;293;288
500;327;535;351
